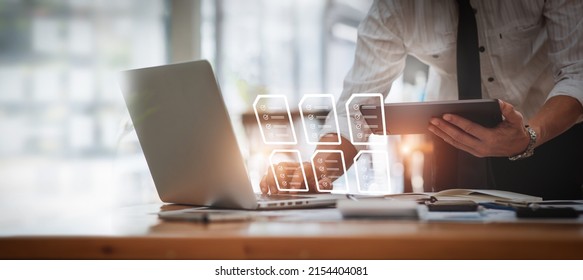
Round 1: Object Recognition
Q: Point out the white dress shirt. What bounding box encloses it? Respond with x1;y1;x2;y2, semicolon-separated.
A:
322;0;583;145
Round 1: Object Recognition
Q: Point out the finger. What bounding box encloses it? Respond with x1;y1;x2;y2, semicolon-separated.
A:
430;117;482;147
261;164;277;194
428;124;483;157
259;174;269;194
442;114;488;139
267;164;279;194
499;100;524;125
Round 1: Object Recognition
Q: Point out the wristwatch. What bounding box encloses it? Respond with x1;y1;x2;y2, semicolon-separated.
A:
508;125;537;161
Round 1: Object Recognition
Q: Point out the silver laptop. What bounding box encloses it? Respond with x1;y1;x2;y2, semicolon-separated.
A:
119;60;337;210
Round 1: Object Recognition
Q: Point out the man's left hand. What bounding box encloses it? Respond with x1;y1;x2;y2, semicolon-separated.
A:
428;99;531;158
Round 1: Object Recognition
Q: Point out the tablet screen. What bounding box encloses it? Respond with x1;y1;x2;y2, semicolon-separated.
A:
359;99;503;135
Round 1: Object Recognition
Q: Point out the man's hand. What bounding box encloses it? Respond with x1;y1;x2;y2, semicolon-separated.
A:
428;99;531;158
259;162;333;194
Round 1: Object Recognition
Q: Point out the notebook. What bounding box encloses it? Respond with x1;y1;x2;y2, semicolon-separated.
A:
385;189;542;204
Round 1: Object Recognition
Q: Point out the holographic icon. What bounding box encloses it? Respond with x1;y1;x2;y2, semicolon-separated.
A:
253;95;297;145
298;94;341;145
269;149;309;192
346;93;387;145
353;150;392;194
310;150;348;193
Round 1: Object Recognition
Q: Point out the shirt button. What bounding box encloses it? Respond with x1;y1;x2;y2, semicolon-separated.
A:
479;46;485;52
432;54;439;58
487;77;495;82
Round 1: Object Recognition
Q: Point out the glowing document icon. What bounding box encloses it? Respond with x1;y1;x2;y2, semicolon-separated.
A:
269;149;309;192
253;95;297;145
310;150;348;193
298;94;341;145
346;93;386;145
354;150;392;194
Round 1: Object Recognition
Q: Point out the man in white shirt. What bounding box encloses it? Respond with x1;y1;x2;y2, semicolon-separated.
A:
261;0;583;199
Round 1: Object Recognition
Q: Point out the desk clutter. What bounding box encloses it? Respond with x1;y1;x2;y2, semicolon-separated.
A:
340;189;583;222
158;189;583;224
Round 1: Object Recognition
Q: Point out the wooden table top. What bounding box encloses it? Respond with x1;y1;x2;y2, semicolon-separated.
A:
1;204;582;259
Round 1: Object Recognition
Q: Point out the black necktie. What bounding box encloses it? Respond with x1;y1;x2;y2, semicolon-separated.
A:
457;0;482;99
455;0;488;188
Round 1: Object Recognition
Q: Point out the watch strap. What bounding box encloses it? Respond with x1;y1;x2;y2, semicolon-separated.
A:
508;125;537;161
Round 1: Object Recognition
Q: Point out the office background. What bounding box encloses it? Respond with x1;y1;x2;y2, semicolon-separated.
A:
0;0;430;227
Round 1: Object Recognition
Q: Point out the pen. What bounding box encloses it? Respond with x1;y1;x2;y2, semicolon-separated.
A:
478;202;515;211
418;196;438;205
493;200;529;208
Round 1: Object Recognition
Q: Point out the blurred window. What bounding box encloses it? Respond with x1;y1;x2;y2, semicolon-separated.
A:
0;0;167;213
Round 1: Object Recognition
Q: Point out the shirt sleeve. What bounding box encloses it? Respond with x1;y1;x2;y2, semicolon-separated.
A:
543;0;583;112
319;0;407;149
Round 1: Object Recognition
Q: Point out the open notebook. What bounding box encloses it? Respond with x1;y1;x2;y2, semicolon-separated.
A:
386;189;542;204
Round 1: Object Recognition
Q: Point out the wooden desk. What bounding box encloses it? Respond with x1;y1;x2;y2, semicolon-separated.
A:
1;204;583;259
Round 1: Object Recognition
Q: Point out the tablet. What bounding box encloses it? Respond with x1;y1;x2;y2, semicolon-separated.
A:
359;99;502;135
